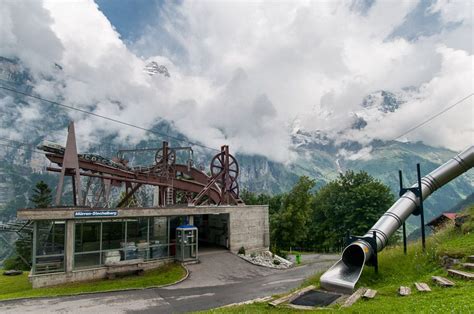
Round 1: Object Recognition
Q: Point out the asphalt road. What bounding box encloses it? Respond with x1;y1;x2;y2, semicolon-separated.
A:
0;251;338;313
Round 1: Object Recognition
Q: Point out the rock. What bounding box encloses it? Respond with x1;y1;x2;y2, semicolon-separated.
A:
398;286;411;296
440;255;460;268
3;270;23;276
238;251;293;269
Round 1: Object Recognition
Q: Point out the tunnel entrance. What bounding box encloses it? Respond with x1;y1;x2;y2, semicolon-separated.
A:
342;243;366;267
194;214;230;252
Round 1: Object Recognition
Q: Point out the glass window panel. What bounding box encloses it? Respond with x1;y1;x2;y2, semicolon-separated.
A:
149;217;169;259
36;220;65;256
75;222;101;253
102;221;125;250
74;252;101;268
125;219;148;260
126;218;148;244
149;217;167;244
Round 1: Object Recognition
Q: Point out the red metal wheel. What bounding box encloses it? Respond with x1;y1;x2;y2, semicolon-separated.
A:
210;152;239;181
229;180;239;198
155;148;176;165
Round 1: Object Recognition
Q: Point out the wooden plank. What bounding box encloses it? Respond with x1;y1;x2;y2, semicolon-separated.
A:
414;282;431;292
287;304;318;311
398;286;411;296
461;263;474;270
342;288;367;307
448;269;474;280
362;289;377;299
432;276;455;287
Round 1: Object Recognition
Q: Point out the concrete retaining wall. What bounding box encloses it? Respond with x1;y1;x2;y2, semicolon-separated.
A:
229;206;269;252
30;258;172;288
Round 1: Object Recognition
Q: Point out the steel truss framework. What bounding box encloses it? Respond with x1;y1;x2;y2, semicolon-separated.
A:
46;122;244;208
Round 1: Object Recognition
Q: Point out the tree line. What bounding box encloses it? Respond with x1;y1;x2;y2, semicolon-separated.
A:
241;170;396;253
4;170;396;270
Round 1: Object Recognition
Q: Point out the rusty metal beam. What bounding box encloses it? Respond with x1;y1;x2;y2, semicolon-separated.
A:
118;183;142;207
47;167;221;204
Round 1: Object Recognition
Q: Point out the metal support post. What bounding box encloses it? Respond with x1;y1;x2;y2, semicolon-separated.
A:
417;164;426;251
398;163;425;252
372;231;378;274
402;222;407;255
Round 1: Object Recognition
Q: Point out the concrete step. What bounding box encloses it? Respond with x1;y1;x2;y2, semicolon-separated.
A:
414;282;431;292
467;256;474;263
342;288;366;307
432;276;455;287
462;263;474;270
362;289;377;299
448;269;474;280
398;286;411;296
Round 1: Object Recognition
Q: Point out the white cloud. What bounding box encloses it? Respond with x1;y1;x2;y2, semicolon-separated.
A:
343;46;473;150
0;0;472;163
429;0;472;24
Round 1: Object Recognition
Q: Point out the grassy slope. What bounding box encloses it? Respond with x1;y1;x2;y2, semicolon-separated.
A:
208;205;474;313
0;263;186;301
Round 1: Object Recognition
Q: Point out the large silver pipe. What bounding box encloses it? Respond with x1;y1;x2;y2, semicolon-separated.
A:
320;146;474;294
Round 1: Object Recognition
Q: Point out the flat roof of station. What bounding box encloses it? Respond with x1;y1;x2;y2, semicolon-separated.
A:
17;204;267;220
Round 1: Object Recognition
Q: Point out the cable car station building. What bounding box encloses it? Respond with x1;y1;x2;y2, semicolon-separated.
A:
17;123;269;288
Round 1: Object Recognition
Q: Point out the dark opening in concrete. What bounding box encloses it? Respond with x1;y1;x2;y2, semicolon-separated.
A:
290;290;341;307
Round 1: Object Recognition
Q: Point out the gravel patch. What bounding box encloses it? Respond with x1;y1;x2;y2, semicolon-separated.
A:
239;251;293;269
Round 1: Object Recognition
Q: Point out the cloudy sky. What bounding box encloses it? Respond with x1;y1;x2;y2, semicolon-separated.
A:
1;0;472;162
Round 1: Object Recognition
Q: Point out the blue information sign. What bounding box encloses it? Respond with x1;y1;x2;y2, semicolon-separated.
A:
74;210;118;218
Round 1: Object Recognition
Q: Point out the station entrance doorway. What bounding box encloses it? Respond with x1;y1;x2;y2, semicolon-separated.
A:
193;214;230;252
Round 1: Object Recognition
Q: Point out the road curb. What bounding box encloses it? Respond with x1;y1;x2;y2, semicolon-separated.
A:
217;295;274;308
0;263;189;303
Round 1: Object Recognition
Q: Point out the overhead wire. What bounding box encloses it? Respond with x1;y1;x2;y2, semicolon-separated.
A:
326;93;473;177
1;85;472;176
392;93;473;141
0;85;220;152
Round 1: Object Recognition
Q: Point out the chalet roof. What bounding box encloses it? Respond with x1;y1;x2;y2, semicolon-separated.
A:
426;212;457;227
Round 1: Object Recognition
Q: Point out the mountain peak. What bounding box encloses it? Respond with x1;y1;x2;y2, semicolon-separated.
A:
361;90;405;113
143;61;170;78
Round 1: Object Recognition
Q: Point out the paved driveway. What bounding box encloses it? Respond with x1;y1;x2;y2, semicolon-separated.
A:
166;250;278;289
0;251;339;313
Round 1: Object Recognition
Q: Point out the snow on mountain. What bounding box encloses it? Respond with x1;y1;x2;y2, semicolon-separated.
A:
143;61;170;78
0;56;472;230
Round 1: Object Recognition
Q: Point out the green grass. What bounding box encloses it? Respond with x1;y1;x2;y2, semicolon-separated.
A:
285;250;317;255
0;262;186;301
207;205;474;313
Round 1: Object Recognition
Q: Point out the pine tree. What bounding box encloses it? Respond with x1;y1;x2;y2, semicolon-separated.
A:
30;181;52;208
5;181;52;270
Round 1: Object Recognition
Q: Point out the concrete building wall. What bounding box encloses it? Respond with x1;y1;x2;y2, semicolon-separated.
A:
30;258;172;288
20;205;269;287
229;206;269;252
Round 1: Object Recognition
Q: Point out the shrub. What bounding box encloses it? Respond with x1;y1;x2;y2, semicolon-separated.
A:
273;259;281;265
277;250;288;260
238;246;246;255
250;252;256;258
